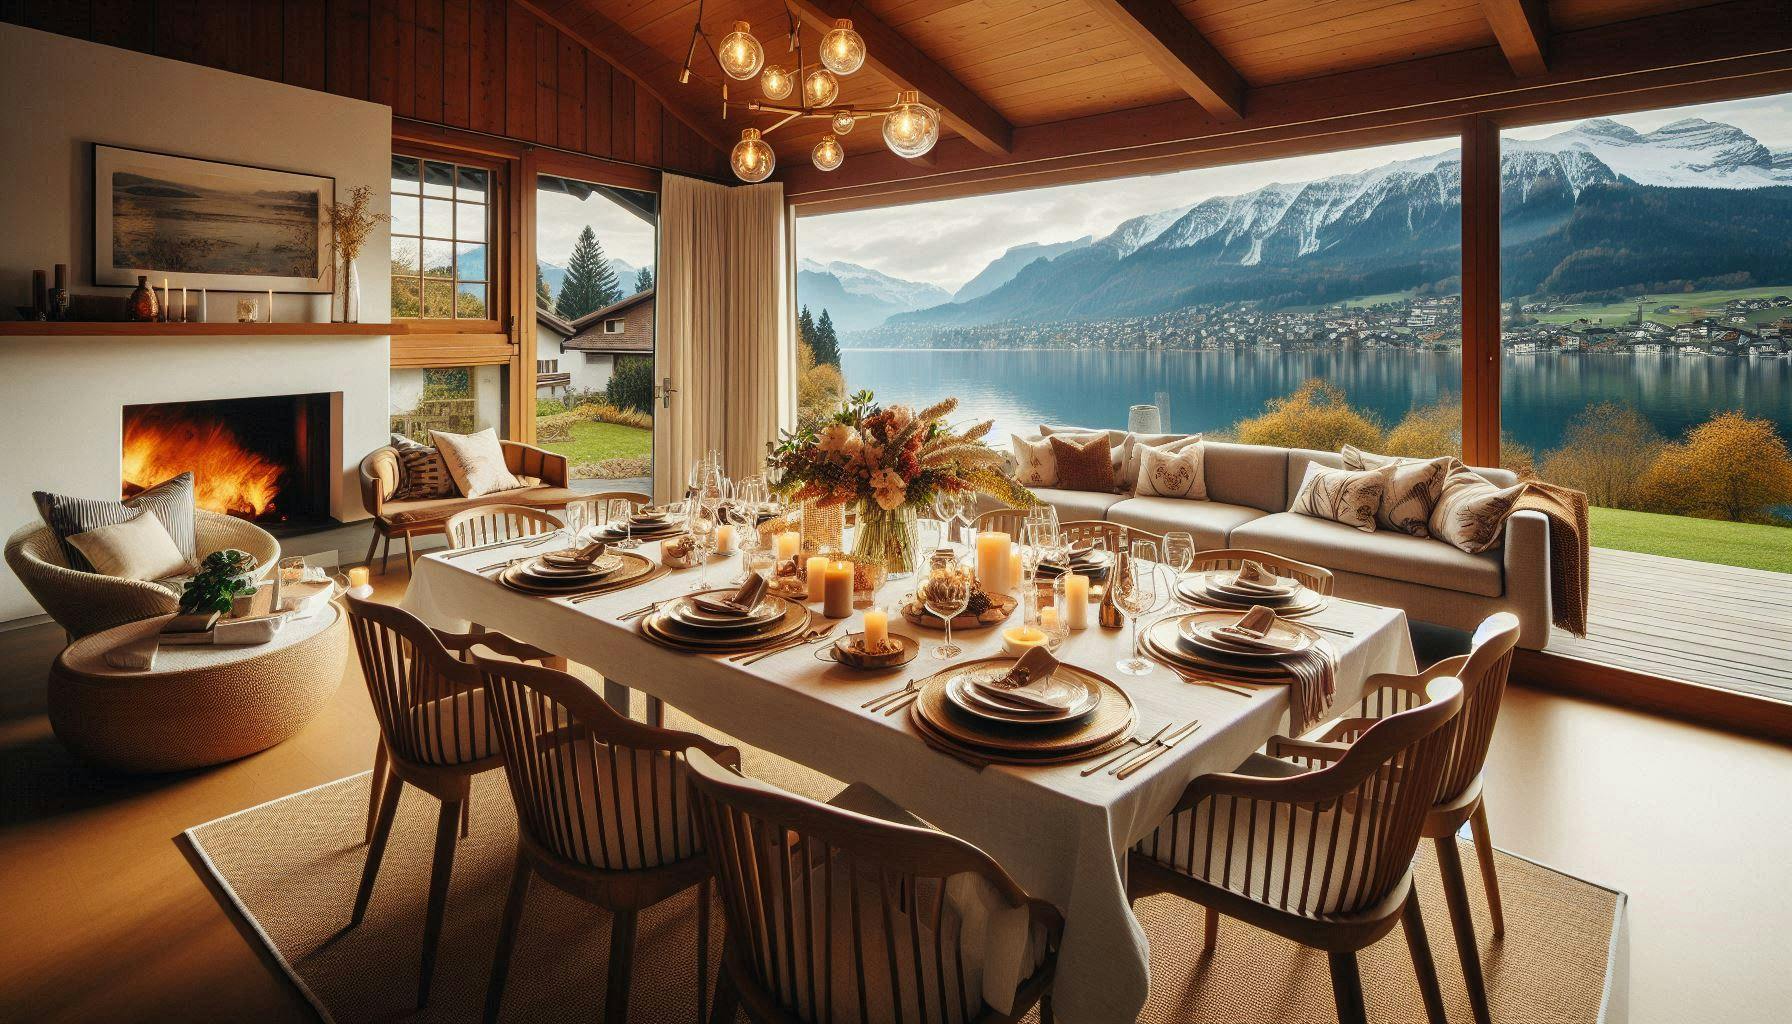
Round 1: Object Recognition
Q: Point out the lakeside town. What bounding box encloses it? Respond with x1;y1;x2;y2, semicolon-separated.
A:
845;292;1792;359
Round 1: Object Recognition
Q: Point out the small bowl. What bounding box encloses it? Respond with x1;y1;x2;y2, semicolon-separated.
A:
823;631;919;669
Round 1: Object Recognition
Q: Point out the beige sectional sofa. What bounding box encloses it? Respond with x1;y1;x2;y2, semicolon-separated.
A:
1014;440;1552;650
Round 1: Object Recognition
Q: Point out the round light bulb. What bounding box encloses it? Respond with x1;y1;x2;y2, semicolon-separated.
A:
831;111;855;135
731;128;775;183
717;21;764;81
882;90;939;159
812;135;845;172
761;65;793;100
820;19;866;76
803;67;839;108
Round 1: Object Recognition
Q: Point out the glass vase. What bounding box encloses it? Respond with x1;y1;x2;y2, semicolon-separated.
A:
853;502;919;578
800;499;844;554
334;255;361;322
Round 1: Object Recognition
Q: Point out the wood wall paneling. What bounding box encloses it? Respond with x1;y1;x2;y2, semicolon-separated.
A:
283;0;326;91
414;0;445;123
556;27;583;150
584;53;612;159
504;1;534;139
328;0;371;100
442;0;471;127
470;0;505;133
533;15;556;143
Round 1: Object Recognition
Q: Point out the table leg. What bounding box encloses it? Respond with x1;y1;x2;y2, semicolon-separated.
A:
603;677;632;716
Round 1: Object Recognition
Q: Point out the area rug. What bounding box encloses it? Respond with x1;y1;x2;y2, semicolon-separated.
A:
185;721;1627;1023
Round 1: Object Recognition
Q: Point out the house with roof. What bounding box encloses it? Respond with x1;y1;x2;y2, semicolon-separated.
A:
535;288;654;401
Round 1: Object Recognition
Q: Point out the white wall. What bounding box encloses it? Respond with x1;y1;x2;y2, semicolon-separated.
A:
0;25;394;623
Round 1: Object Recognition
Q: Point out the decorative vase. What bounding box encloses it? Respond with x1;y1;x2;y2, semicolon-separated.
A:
853;502;920;577
335;255;361;323
800;499;844;554
127;275;159;322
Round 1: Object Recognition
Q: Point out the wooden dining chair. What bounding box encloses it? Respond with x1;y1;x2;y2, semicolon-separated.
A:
1293;612;1522;1024
1130;675;1466;1024
471;654;740;1024
970;506;1031;539
1188;547;1335;596
686;750;1065;1024
343;595;557;1009
1059;519;1165;550
443;503;564;551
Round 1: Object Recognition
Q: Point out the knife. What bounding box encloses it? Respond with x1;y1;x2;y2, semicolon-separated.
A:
1115;721;1203;780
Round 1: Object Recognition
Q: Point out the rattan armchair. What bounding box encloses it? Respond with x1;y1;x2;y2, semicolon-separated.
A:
6;510;279;639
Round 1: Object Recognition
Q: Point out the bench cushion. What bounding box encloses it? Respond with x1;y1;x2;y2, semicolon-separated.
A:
1028;487;1128;523
1201;442;1290;512
1229;512;1504;597
381;485;581;526
1106;497;1266;550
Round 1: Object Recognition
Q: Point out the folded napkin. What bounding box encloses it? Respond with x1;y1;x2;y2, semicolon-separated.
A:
973;647;1080;711
1212;605;1306;654
1228;560;1294;595
1282;644;1337;736
104;634;159;671
691;572;768;617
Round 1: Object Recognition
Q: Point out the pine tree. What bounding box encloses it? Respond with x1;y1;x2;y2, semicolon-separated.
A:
535;265;552;308
634;266;654;293
554;225;622;320
798;306;816;350
813;308;841;366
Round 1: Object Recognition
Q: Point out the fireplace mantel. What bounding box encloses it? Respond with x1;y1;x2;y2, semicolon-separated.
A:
0;322;408;337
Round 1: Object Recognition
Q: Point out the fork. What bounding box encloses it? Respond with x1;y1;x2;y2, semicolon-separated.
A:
1112;721;1203;779
733;626;838;665
1081;722;1172;777
862;678;920;711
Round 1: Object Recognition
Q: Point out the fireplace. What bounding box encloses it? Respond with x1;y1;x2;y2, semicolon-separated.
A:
122;394;336;532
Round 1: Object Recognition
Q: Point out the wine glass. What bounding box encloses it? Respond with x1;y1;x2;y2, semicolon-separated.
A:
1163;530;1195;595
686;501;719;586
1026;506;1066;573
728;502;765;584
921;552;971;661
606;498;638;548
933;492;967;552
563;500;589;543
1114;539;1162;676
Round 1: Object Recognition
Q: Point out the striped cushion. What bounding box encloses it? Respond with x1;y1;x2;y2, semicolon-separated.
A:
390;434;458;500
34;472;198;573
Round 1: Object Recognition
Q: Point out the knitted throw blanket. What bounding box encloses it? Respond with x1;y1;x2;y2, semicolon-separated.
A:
1511;481;1591;637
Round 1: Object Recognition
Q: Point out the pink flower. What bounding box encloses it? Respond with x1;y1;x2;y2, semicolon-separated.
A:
874;485;908;511
818;423;853;453
869;468;905;491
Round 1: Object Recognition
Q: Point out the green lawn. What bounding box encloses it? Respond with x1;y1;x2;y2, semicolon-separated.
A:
1530;283;1792;328
537;421;651;463
1589;506;1792;574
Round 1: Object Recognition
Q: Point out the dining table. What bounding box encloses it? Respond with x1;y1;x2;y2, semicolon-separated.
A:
400;533;1418;1024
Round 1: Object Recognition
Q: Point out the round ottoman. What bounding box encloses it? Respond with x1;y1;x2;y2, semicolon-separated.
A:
47;602;350;773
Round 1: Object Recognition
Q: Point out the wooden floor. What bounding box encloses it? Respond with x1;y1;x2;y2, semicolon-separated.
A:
1551;548;1792;701
2;568;1791;1022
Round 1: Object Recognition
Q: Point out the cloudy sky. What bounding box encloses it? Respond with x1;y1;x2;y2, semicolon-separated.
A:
537;188;657;272
797;92;1792;294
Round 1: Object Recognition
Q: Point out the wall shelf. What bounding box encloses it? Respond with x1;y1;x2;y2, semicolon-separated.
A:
0;321;408;337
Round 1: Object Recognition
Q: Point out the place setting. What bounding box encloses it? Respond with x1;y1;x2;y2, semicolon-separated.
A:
592;505;687;546
1176;559;1329;619
1143;603;1338;733
636;571;832;660
488;538;665;600
1033;540;1111;581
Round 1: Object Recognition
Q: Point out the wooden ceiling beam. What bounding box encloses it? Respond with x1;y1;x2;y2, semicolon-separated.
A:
515;0;734;153
781;0;1792;209
784;0;1014;155
1482;0;1549;77
1082;0;1245;120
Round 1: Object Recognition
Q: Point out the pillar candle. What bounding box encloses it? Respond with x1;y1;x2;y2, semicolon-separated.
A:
346;566;373;600
715;523;736;554
775;530;801;561
975;531;1010;594
806;556;830;602
823;560;854;618
1006;538;1025;591
863;606;889;649
1040;605;1060;630
1065;574;1090;630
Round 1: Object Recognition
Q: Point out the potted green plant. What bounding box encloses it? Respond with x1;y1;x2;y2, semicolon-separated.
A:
179;549;261;616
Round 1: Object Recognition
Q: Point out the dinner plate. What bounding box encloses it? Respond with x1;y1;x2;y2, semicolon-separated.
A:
1206;576;1300;601
1142;616;1292;678
911;659;1134;757
1176;576;1325;616
522;553;623;579
944;671;1099;725
640;601;809;651
1034;551;1110;577
496;553;656;596
665;591;786;630
1178;610;1316;659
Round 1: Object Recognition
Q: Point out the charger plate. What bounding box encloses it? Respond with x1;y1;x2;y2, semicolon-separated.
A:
909;701;1136;768
1142;616;1290;680
910;657;1134;760
639;601;809;652
1177;573;1326;616
1178;609;1318;660
498;553;659;597
664;591;785;631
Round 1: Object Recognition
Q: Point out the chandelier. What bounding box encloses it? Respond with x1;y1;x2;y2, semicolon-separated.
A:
680;3;942;180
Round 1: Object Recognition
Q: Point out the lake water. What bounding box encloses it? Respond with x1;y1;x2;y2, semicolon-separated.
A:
840;348;1792;456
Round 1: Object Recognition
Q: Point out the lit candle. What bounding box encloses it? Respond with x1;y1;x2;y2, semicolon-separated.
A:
1040;605;1060;630
1001;625;1049;656
775;530;801;561
346;566;372;599
162;278;170;321
1065;574;1090;630
823;560;854;619
1006;538;1024;591
806;555;830;603
975;531;1010;594
863;605;889;649
716;523;736;553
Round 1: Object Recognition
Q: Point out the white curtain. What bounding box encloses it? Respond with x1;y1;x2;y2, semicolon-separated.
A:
654;174;793;500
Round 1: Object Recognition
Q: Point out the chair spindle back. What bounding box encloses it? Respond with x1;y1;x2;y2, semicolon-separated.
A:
345;596;495;767
443;503;562;551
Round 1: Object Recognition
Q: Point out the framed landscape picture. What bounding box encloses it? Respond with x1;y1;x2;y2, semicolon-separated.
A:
93;144;333;292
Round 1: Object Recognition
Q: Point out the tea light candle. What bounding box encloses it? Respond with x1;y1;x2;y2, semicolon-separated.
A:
346;566;372;599
823;560;854;618
863;606;889;649
806;555;830;602
975;531;1011;594
1001;625;1050;656
775;530;801;561
716;523;736;553
1065;574;1091;629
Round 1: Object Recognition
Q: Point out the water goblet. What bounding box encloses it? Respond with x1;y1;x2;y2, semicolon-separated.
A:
728;502;763;584
607;498;638;549
1115;539;1162;675
921;553;971;661
1163;530;1195;594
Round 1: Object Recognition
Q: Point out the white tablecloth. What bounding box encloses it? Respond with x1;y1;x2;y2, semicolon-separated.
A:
401;538;1416;1023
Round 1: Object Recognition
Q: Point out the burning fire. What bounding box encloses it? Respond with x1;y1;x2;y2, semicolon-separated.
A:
123;411;282;518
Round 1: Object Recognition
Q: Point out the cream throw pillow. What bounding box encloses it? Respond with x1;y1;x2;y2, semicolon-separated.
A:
430;428;522;498
1010;434;1057;488
1290;463;1386;533
1340;445;1452;537
1431;464;1526;553
1123;434;1200;491
66;510;190;581
1134;439;1207;499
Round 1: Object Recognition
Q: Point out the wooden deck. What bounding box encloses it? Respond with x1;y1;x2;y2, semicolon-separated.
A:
1550;548;1792;702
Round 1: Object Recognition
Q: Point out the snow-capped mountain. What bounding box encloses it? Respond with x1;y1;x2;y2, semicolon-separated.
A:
796;259;952;333
953;236;1093;302
1506;117;1792;189
1094;204;1199;258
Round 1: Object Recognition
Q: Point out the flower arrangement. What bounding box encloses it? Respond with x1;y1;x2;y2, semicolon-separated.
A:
767;391;1034;573
322;184;388;266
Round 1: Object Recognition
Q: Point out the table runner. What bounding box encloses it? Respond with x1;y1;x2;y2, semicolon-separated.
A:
401;540;1416;1023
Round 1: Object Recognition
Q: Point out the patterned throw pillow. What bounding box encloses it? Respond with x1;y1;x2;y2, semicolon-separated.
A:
1048;433;1117;493
1431;464;1526;553
1340;445;1452;537
430;427;523;498
1134;439;1208;499
1010;434;1058;488
390;434;457;500
1289;463;1387;533
34;472;197;573
1123;433;1200;491
1039;424;1130;485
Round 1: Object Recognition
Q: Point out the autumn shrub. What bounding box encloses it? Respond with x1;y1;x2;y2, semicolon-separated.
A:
796;340;846;422
1234;379;1383;452
1638;412;1792;523
1539;403;1665;509
1382;398;1460;460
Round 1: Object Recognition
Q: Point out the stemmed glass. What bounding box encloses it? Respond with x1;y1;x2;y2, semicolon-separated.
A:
728;502;766;584
921;551;971;661
563;500;590;544
686;500;719;587
933;492;968;553
607;498;638;549
1163;530;1195;598
1114;539;1164;676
